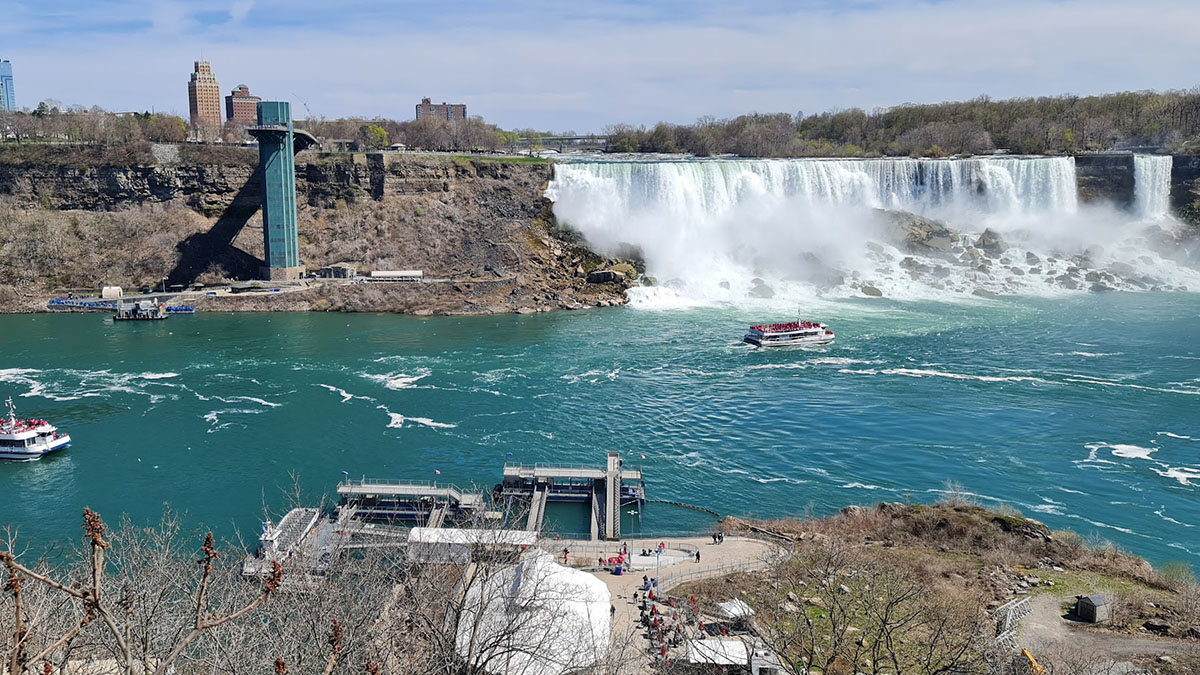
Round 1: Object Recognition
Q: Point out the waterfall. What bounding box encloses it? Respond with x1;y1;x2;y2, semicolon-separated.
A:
546;156;1199;304
1133;155;1173;220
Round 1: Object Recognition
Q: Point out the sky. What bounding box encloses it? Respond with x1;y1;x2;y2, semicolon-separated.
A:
1;0;1199;131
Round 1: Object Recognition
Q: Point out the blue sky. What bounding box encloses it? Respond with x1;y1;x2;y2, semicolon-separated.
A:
2;0;1198;131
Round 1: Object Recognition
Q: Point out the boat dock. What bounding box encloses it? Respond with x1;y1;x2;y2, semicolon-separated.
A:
500;451;644;541
336;478;487;525
242;451;645;580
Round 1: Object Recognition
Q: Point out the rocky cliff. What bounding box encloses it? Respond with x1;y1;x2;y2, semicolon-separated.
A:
0;146;637;314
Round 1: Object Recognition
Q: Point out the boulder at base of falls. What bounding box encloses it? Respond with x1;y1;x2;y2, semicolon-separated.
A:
1026;251;1041;265
974;229;1007;258
972;288;999;297
860;285;883;297
874;210;959;259
749;280;775;298
586;269;626;284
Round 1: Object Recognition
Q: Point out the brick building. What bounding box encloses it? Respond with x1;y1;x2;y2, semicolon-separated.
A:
225;84;262;127
415;97;467;122
187;61;222;139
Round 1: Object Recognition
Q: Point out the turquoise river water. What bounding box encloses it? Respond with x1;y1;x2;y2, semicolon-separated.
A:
1;294;1197;564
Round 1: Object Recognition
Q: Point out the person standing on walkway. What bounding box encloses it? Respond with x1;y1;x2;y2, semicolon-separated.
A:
695;549;701;564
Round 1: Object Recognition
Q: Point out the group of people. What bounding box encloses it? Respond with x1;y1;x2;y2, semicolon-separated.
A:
710;531;725;545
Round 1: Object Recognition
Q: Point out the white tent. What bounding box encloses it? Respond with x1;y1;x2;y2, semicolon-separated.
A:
456;549;611;675
717;598;756;619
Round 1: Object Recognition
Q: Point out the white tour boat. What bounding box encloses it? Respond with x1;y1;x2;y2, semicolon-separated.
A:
744;318;835;347
0;398;72;461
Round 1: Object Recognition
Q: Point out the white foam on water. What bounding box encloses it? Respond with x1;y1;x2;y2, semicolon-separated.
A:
806;357;876;366
1151;467;1200;486
1158;431;1197;441
841;482;882;490
560;369;621;384
1154;508;1194;528
379;406;456;430
315;383;374;404
203;408;265;433
1066;351;1121;358
838;367;1051;385
213;395;281;408
361;369;432;390
134;372;179;380
1106;444;1157;460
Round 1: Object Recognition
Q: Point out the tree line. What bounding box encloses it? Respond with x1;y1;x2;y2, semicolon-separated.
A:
0;101;537;154
604;88;1200;157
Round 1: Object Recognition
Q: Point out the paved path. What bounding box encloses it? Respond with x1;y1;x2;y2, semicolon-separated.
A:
582;536;778;671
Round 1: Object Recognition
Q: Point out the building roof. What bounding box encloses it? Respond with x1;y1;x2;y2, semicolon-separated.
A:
1081;594;1111;606
685;639;750;666
408;527;536;547
717;598;756;619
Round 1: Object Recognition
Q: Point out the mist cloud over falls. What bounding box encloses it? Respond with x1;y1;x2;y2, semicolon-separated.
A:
546;156;1200;307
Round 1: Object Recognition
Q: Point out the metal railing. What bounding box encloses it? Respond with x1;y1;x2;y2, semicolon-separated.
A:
658;559;766;592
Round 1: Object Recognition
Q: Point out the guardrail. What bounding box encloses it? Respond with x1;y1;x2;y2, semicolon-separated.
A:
658;559;767;592
549;539;700;556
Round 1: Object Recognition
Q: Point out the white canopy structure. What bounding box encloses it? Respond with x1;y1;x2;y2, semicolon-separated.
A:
456;549;611;675
717;598;756;619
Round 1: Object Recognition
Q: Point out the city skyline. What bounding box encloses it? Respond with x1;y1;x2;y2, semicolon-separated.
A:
0;0;1198;131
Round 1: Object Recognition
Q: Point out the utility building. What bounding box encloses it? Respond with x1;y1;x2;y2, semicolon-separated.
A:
247;102;318;280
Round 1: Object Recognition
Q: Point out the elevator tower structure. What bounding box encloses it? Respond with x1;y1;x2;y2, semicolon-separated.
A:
247;101;317;280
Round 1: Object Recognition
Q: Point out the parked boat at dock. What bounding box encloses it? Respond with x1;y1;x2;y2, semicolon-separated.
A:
0;398;71;461
744;317;834;347
114;298;168;321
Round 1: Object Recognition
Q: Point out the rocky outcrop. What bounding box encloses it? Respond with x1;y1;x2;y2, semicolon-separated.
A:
875;209;958;259
0;150;638;314
974;228;1007;257
1074;154;1135;208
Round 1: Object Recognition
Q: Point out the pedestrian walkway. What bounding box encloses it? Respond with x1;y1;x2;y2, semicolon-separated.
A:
585;535;778;671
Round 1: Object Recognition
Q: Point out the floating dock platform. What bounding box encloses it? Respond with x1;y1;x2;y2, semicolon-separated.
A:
500;451;644;541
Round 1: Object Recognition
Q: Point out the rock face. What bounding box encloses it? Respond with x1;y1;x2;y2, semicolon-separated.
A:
876;210;958;259
1074;154;1135;209
0;149;637;314
974;229;1007;257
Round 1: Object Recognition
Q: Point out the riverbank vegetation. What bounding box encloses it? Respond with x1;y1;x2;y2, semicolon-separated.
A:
698;498;1200;674
604;88;1200;158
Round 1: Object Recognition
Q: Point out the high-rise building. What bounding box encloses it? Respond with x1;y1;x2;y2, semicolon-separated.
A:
225;84;261;127
415;97;467;122
0;60;15;112
187;61;222;139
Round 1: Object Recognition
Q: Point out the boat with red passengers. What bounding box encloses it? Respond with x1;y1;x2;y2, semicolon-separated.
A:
744;317;835;347
0;397;72;461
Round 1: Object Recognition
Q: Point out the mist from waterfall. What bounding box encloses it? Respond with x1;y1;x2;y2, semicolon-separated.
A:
547;156;1198;307
1133;155;1173;220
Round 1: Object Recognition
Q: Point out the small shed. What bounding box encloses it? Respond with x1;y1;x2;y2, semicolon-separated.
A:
319;262;357;279
1075;594;1111;623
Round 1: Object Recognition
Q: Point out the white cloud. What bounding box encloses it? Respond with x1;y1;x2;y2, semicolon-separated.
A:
4;0;1199;129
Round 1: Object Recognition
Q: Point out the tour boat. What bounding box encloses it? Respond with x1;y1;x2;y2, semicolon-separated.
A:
744;318;835;347
0;398;72;461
